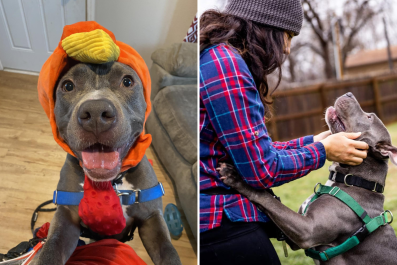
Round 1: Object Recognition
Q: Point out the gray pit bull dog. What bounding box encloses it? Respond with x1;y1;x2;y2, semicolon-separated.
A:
31;62;181;265
219;92;397;264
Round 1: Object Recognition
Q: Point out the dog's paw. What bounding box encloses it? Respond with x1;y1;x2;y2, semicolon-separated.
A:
216;163;243;188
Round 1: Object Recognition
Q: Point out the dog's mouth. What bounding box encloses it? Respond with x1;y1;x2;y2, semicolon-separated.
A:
326;107;346;134
81;143;123;182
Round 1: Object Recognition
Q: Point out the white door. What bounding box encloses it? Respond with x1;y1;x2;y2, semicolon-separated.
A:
0;0;86;73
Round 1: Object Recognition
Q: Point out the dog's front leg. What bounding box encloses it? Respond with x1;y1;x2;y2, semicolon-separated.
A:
225;180;319;249
219;164;345;250
139;211;181;265
30;205;80;265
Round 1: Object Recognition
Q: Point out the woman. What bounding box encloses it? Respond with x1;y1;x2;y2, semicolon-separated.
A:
199;1;369;264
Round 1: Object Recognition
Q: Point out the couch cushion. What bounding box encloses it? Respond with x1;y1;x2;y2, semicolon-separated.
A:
153;85;197;164
149;63;196;101
151;43;197;78
146;109;197;239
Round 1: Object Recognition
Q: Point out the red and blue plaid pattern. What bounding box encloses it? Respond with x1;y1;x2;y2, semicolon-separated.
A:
200;44;326;232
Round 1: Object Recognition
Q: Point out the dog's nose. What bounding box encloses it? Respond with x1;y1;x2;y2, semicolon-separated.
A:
346;92;353;97
78;99;117;135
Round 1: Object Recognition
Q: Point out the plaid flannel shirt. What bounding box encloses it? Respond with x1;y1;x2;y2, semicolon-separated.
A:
200;44;326;233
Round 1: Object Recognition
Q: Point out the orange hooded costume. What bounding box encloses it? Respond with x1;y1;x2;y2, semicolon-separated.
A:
37;21;153;236
37;21;151;172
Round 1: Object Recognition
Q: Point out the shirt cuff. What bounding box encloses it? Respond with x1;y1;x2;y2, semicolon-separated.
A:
308;141;327;170
302;135;314;146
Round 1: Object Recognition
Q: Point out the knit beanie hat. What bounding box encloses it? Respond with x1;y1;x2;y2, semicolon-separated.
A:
225;0;304;36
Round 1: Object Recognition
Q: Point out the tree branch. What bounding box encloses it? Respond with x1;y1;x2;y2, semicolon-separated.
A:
302;0;327;44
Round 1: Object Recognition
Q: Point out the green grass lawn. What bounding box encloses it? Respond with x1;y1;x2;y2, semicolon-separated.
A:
270;122;397;265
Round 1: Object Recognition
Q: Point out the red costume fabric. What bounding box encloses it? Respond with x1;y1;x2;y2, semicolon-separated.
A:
78;175;126;235
66;239;147;265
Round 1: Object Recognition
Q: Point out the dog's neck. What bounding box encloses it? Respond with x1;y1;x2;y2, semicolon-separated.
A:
330;156;389;187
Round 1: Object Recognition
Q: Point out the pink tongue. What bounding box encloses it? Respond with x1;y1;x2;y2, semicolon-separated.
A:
82;151;120;170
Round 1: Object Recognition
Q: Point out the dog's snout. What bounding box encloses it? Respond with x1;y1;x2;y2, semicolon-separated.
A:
78;99;117;135
346;92;353;98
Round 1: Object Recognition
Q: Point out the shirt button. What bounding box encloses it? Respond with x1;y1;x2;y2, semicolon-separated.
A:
254;131;259;136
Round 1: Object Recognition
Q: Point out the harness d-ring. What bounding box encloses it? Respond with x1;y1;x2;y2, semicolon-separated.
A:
385;210;394;224
314;183;321;194
344;174;353;187
114;183;130;197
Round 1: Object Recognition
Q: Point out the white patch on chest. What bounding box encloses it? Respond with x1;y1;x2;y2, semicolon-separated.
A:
324;180;335;186
300;194;314;214
115;177;135;226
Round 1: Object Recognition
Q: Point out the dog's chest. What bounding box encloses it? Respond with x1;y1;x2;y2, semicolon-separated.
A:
114;177;135;227
300;180;334;213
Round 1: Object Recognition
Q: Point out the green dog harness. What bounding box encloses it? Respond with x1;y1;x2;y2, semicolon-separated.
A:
302;183;393;261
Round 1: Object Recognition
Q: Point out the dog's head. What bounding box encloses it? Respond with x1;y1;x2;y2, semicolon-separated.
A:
37;22;151;182
54;62;146;182
325;92;397;166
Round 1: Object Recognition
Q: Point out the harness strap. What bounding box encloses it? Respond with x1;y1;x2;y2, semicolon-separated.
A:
329;171;384;193
53;182;165;206
303;183;392;261
305;236;360;261
308;184;372;224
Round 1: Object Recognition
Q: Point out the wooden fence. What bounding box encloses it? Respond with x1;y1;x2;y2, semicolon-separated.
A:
267;73;397;141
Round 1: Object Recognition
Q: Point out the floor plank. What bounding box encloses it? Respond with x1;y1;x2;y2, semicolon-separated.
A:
0;70;197;264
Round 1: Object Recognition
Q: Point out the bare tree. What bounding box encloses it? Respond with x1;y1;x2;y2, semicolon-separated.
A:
301;0;382;79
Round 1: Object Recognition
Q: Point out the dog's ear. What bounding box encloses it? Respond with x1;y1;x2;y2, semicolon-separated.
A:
373;141;397;166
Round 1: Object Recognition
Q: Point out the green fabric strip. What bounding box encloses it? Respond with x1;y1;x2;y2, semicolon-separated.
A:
323;236;360;260
366;213;388;233
305;236;360;261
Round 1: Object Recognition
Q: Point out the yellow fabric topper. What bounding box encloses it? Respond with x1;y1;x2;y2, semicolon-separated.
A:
61;29;120;63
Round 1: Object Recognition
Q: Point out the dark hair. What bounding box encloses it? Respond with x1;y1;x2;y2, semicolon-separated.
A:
200;10;286;114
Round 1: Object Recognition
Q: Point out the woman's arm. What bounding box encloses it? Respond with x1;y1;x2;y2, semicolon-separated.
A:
272;129;333;150
200;45;326;189
271;136;314;150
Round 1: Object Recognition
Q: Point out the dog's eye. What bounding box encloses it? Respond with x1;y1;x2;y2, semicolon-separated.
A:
368;115;372;119
63;81;74;92
122;77;133;88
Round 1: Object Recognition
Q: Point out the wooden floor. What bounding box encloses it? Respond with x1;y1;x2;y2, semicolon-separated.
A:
0;71;197;264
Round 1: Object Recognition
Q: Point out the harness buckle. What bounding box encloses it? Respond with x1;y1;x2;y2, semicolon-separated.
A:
159;182;165;196
113;182;142;204
372;182;378;192
114;183;130;196
344;174;353;187
352;225;370;242
132;189;141;203
54;190;58;205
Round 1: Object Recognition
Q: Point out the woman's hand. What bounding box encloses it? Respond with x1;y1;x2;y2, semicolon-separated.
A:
320;132;369;166
313;131;332;142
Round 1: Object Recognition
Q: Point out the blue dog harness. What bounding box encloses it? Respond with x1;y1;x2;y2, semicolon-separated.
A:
53;182;165;206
